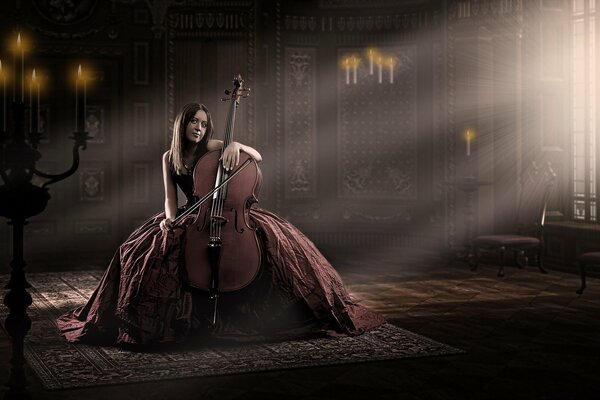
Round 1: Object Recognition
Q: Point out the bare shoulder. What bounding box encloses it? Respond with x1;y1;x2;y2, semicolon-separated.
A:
207;139;224;151
162;150;171;164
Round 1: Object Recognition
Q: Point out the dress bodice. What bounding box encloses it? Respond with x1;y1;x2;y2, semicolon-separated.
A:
170;147;209;207
171;171;195;207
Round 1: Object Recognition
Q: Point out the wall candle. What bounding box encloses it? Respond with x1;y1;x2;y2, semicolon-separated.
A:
389;58;394;84
466;130;472;156
345;59;349;85
352;57;357;84
378;57;382;84
369;50;373;75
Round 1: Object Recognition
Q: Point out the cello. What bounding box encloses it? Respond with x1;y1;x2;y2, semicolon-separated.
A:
182;75;262;323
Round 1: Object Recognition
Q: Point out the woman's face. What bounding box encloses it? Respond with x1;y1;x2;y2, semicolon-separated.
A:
185;109;208;144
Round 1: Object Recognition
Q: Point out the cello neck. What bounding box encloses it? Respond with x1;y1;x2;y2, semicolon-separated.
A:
222;75;244;150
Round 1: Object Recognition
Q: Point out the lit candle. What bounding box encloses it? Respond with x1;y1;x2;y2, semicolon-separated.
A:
0;59;5;132
378;57;382;84
17;34;24;102
389;57;394;84
76;65;86;132
465;129;473;156
352;56;357;84
12;36;17;101
345;58;350;85
30;69;39;134
369;49;373;75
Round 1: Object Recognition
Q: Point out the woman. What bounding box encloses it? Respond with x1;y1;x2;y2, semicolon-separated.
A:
57;102;385;346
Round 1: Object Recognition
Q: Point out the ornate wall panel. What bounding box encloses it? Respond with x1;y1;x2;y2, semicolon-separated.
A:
338;46;418;200
78;165;106;202
132;163;150;203
73;219;110;235
133;102;150;147
166;7;256;145
284;47;317;199
133;41;150;85
86;105;105;144
433;42;445;203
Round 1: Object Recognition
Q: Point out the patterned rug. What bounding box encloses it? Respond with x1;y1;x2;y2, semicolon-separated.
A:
0;271;464;390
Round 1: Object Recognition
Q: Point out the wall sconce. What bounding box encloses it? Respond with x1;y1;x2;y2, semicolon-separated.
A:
341;48;396;85
0;32;90;398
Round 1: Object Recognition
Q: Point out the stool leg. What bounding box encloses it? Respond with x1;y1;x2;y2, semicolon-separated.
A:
576;261;586;294
497;246;506;277
537;250;547;274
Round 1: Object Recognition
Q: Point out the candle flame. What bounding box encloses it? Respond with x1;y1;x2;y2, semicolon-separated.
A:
17;33;21;47
78;64;82;78
366;48;380;58
465;129;474;142
32;69;36;82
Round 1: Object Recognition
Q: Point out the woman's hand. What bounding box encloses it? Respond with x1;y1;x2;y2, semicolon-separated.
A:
221;142;243;171
220;141;262;171
159;218;173;232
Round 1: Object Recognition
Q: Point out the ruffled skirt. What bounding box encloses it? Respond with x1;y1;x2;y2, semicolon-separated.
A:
56;208;385;345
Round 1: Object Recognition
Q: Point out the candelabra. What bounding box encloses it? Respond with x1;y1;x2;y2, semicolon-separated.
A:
0;35;90;400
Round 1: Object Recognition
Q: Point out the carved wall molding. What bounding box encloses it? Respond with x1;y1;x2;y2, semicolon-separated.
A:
73;219;110;234
448;0;523;22
24;221;56;236
284;13;438;32
26;23;110;39
79;166;106;202
284;48;317;199
319;0;415;8
306;231;440;251
168;11;249;31
433;42;445;203
283;205;321;221
86;105;106;144
341;206;413;222
274;0;283;213
32;0;98;25
35;45;126;56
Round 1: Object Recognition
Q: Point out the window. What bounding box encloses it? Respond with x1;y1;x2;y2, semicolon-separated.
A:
572;0;597;221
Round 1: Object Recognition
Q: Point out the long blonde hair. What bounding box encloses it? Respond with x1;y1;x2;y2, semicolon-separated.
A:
169;103;214;175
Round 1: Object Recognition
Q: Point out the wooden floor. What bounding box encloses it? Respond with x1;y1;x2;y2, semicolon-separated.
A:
1;249;599;400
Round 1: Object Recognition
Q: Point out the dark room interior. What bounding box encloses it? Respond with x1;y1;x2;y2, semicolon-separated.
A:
1;0;599;399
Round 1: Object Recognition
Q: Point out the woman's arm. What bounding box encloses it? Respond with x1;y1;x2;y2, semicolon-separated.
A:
161;151;178;231
208;139;262;171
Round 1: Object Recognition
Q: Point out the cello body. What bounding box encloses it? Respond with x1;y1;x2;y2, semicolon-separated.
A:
184;150;262;291
182;76;262;297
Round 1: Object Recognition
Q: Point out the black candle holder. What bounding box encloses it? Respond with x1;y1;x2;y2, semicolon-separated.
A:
0;93;89;398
